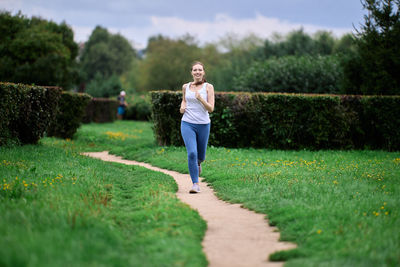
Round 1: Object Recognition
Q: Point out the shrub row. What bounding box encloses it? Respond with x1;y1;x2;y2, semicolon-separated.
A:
0;82;91;145
125;96;152;121
82;98;119;123
151;91;400;151
47;91;91;139
0;82;61;145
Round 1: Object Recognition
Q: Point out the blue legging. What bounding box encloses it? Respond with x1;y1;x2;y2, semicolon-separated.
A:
181;121;210;184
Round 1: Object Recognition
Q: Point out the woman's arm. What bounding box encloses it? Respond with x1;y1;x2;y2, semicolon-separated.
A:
195;83;215;113
180;84;187;114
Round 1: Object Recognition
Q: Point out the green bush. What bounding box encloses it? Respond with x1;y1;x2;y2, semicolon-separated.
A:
47;91;91;139
209;93;352;149
234;55;343;94
361;96;400;150
151;91;182;146
82;98;119;123
85;73;122;98
0;82;61;145
151;91;400;150
0;82;21;145
125;94;152;121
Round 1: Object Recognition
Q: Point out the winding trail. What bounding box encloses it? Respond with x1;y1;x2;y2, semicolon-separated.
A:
82;151;296;267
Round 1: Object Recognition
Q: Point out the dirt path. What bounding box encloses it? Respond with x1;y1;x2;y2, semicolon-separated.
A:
82;151;296;267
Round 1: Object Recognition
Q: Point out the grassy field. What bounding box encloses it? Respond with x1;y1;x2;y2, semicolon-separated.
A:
0;123;207;266
2;120;400;266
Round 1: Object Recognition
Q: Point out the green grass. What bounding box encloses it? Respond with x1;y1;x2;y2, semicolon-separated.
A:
3;120;400;266
127;148;400;266
48;120;400;267
0;133;207;266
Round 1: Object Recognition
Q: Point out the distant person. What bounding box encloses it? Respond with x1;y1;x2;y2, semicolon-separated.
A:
180;61;215;193
117;91;128;120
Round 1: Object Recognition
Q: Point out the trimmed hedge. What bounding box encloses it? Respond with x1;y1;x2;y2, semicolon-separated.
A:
125;100;152;121
151;91;182;146
82;98;119;123
47;91;91;139
0;82;61;145
151;91;400;151
361;97;400;150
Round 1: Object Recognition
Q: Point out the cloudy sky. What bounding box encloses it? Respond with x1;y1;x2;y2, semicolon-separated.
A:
1;0;366;49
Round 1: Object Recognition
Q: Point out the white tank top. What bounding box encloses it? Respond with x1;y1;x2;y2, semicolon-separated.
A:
181;82;210;124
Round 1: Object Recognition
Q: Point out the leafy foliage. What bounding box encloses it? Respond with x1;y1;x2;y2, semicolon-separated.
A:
342;0;400;95
130;31;358;93
79;26;136;87
234;55;343;94
125;94;152;121
272;29;317;56
209;34;265;91
85;73;122;98
260;29;357;59
135;35;202;91
0;11;79;89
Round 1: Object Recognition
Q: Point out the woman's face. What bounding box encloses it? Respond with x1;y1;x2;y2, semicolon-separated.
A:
191;64;205;81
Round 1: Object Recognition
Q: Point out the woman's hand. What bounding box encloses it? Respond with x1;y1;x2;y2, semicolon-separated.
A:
180;106;185;114
195;91;202;101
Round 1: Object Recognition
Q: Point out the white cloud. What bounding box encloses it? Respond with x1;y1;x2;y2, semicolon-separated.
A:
0;0;23;10
71;13;353;49
2;1;354;49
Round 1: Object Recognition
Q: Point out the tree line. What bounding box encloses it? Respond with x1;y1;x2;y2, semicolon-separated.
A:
1;0;399;96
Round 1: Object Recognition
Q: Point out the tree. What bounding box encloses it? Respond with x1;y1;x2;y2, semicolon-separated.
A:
85;73;122;97
314;31;335;55
260;29;345;59
278;28;316;56
212;33;264;90
333;33;358;54
135;35;202;91
0;11;79;89
353;0;400;95
234;55;343;94
79;26;136;83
